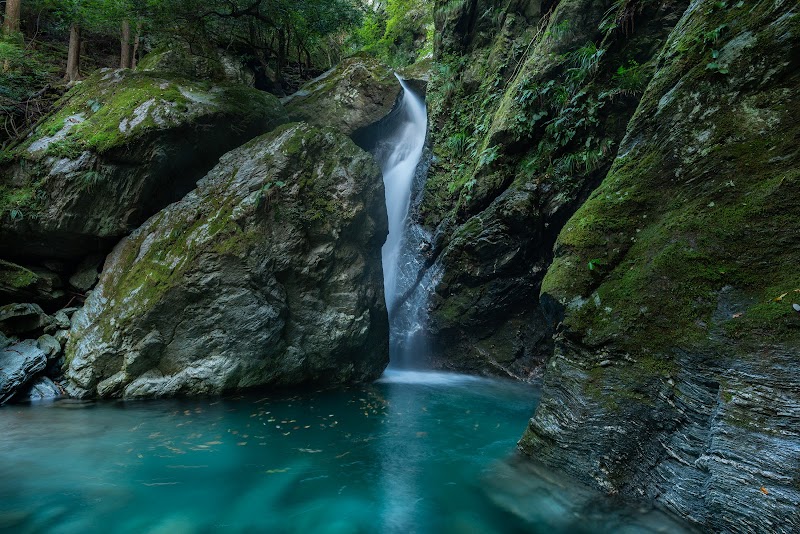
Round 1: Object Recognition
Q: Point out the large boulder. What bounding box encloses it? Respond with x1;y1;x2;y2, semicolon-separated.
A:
22;376;63;401
0;339;47;404
0;303;52;336
521;1;800;531
65;122;389;399
0;259;64;304
283;54;401;136
0;69;288;261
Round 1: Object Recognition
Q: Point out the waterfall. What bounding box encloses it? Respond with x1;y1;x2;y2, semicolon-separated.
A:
375;75;430;369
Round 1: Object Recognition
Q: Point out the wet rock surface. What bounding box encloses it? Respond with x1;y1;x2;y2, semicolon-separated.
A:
0;303;53;336
283;55;401;136
0;69;288;261
520;1;800;531
0;340;47;404
65;122;389;399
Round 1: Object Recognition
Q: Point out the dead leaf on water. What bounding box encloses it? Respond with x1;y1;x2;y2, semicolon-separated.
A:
265;468;290;474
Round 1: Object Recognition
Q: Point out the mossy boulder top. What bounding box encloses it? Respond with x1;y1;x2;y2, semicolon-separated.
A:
137;45;255;86
65;122;389;399
283;55;401;136
0;69;288;260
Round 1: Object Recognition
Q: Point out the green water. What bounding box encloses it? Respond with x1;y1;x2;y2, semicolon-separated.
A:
0;370;689;533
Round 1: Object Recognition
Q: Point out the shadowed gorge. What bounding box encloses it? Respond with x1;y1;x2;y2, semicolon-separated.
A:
1;0;798;532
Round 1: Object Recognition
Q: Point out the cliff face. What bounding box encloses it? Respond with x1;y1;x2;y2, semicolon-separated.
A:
420;0;687;377
522;1;800;530
428;0;800;529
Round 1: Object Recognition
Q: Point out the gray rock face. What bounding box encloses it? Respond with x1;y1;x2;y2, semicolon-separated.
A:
0;340;47;404
283;55;401;136
68;254;105;292
0;70;288;261
0;260;64;304
65;122;389;398
520;2;800;532
24;376;63;401
0;303;52;336
417;0;685;378
0;332;11;349
36;334;62;360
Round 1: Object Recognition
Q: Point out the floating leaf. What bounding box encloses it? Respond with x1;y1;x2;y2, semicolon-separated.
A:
760;486;769;495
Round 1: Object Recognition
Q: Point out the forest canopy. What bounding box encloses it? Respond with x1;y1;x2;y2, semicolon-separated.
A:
0;0;432;147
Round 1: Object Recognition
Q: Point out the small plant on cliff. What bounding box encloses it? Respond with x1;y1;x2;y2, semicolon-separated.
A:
477;145;499;168
612;60;647;95
446;132;473;158
78;170;104;192
254;180;286;210
705;50;729;74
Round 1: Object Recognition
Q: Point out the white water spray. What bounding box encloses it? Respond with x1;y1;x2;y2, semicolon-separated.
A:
380;75;428;315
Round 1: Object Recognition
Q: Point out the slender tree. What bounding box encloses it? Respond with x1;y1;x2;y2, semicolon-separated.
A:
3;0;22;33
120;19;132;67
64;23;81;82
131;20;141;68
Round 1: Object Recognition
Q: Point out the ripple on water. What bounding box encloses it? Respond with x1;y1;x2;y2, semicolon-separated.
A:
0;378;693;533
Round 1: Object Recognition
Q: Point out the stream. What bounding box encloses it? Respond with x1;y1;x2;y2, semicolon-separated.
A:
0;371;691;533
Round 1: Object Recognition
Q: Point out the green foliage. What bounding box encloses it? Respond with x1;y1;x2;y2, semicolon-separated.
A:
78;170;104;192
254;180;286;210
599;0;649;37
477;145;499;168
352;0;433;67
446;132;473;158
612;60;647;94
705;49;729;74
0;36;61;147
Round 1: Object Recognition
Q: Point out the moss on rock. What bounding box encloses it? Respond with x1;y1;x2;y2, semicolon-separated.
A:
283;54;401;136
0;69;288;260
65;122;389;398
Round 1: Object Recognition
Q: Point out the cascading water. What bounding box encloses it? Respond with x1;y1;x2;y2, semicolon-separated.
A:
374;75;430;368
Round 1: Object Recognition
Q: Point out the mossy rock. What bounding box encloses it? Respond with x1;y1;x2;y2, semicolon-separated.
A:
418;0;685;376
0;69;288;260
0;259;64;304
283;54;401;136
524;2;800;530
65;122;389;399
137;44;255;86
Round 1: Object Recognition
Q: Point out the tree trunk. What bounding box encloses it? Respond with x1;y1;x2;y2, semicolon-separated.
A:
131;22;142;69
297;45;303;77
3;0;21;34
276;28;286;87
120;20;132;68
64;24;81;83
